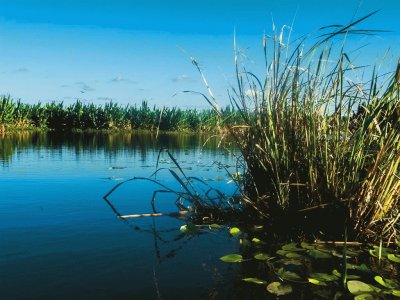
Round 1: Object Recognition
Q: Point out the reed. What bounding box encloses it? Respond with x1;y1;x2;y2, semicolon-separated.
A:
0;99;240;132
191;13;400;242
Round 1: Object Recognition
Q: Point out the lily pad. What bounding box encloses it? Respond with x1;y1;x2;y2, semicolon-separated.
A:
374;276;387;288
282;243;305;252
309;272;338;282
277;250;289;256
300;241;315;250
347;280;374;295
285;252;303;259
254;253;272;261
208;224;222;230
308;249;332;259
347;264;371;273
277;268;303;281
220;254;243;263
266;282;293;296
229;227;241;236
242;277;267;285
388;254;400;263
308;278;328;286
180;224;198;233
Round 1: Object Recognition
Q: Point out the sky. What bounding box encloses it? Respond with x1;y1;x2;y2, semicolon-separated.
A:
0;0;399;108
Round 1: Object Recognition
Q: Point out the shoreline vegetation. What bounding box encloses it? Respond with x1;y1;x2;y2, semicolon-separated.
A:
172;13;399;244
0;97;241;133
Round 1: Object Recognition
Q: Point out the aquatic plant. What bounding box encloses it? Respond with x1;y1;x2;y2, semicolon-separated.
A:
190;12;400;242
0;98;240;132
219;226;400;299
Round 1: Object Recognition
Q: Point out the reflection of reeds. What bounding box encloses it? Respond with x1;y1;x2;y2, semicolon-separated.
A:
104;148;239;217
191;13;400;242
0;98;241;132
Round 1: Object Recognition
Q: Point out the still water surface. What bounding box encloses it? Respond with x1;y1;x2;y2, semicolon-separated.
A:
0;132;241;300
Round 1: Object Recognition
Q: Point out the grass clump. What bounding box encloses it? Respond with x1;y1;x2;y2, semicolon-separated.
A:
191;13;400;242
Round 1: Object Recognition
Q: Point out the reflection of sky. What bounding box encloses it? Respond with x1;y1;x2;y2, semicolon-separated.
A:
0;133;240;299
0;0;399;107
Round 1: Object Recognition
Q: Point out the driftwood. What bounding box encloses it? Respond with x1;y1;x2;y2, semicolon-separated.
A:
119;210;189;219
314;240;363;246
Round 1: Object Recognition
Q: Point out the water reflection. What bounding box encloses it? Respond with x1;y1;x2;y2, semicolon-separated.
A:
0;131;240;300
0;131;234;164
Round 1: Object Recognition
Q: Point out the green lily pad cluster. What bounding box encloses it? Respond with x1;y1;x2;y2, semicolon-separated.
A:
369;245;400;264
217;227;400;298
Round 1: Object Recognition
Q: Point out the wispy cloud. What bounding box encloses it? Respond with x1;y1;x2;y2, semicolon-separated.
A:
74;81;95;93
172;74;189;82
110;76;136;84
81;84;95;92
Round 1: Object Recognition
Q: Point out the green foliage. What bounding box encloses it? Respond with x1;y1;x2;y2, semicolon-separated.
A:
0;98;241;132
219;253;243;263
191;13;400;242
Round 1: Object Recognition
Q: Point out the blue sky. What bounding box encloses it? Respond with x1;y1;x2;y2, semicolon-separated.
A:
0;0;399;107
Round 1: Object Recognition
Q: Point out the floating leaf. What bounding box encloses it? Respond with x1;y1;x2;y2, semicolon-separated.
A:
347;281;374;295
286;252;303;259
308;249;332;259
374;276;387;288
220;254;243;263
229;227;241;236
180;224;198;233
282;243;305;252
277;250;289;256
242;277;267;285
309;272;338;282
392;290;400;297
300;241;315;250
209;224;222;230
346;249;362;256
388;254;400;263
277;268;303;281
385;279;400;289
254;253;272;261
308;278;328;286
251;237;261;243
354;294;374;300
347;264;371;273
266;282;293;296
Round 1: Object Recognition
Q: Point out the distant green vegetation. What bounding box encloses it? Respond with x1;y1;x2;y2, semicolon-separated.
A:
0;97;239;132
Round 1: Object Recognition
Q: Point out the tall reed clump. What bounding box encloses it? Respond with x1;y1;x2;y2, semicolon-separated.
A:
191;13;400;242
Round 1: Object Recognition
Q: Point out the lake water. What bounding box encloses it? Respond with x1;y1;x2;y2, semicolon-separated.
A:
0;132;242;300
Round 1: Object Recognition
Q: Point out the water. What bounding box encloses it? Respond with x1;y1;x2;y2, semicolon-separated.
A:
0;132;240;300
